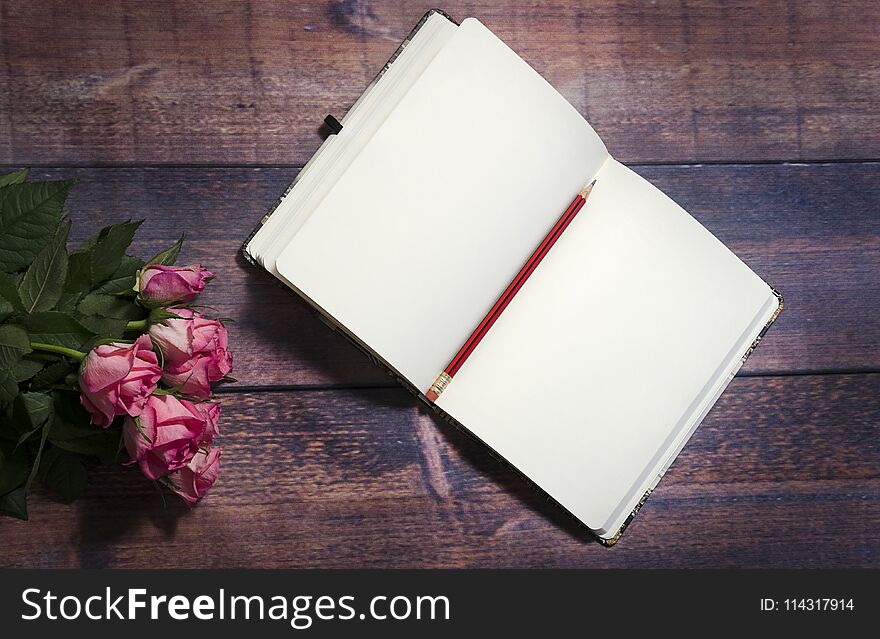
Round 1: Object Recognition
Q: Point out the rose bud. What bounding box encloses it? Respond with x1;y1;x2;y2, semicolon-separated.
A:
149;308;233;399
138;264;213;304
79;334;162;427
122;394;216;480
167;448;221;506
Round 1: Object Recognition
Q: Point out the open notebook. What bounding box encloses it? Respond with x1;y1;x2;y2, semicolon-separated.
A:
243;10;782;544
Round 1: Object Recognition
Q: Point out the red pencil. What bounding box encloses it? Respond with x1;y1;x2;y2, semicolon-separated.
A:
426;179;596;401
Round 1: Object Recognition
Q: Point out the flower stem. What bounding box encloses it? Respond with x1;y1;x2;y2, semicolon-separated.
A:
30;342;86;362
126;319;148;331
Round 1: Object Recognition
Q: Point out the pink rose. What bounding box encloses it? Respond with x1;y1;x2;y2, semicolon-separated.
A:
122;394;218;480
149;308;233;399
167;448;221;506
79;334;162;427
138;264;213;304
194;400;221;445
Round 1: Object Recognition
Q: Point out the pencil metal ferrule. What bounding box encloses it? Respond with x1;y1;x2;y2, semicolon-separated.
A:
428;371;452;398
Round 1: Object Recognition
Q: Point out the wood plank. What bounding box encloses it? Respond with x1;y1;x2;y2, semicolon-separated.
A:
1;1;879;164
1;374;877;568
13;163;879;387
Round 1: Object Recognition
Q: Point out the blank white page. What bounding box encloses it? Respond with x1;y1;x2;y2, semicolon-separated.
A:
275;18;608;391
247;12;459;271
436;159;779;537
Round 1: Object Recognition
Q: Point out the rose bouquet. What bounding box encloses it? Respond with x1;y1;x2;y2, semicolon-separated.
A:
0;169;232;519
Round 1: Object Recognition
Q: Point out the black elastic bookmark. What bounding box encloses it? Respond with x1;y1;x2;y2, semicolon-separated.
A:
324;115;343;134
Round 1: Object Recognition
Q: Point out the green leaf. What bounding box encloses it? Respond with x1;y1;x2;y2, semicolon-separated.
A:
49;392;120;464
12;393;53;452
77;292;144;320
0;271;24;313
13;358;44;382
18;220;70;313
39;446;88;502
55;291;83;313
0;444;29;494
64;253;91;296
65;220;142;293
0;179;73;272
91;220;142;282
0;324;32;407
0;296;12;323
30;360;72;390
0;168;28;188
76;315;128;340
25;415;52;491
14;425;42;449
91;255;144;296
49;414;104;441
19;311;95;350
14;392;53;431
51;429;120;462
0;485;28;520
145;235;184;267
0;370;20;407
0;323;31;362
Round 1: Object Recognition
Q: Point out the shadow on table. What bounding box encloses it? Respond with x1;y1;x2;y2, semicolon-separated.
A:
235;253;392;386
75;464;187;568
413;400;600;546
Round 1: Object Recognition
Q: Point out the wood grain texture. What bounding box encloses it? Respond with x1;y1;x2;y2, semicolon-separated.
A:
1;0;878;570
1;0;879;164
1;375;877;568
16;162;880;387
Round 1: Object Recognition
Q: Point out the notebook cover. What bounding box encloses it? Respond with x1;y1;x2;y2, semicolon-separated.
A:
239;9;784;546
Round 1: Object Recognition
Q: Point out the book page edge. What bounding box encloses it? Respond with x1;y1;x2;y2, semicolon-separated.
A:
599;286;784;546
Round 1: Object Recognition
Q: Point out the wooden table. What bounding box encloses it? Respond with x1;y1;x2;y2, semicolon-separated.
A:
1;1;877;568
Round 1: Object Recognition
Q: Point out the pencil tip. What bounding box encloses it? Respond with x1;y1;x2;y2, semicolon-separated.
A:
578;180;596;198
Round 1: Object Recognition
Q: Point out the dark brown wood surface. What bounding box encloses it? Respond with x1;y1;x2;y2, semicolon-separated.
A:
2;375;878;568
1;1;880;164
1;1;878;568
